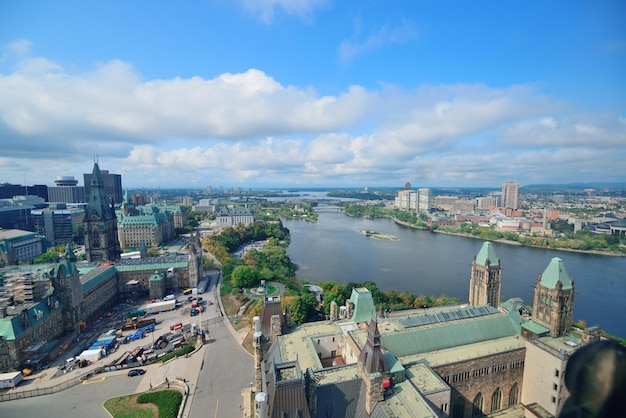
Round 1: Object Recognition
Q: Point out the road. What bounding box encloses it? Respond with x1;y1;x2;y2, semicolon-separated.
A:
189;320;254;418
1;270;254;418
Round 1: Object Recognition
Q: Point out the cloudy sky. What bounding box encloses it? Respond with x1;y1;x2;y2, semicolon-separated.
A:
1;1;624;189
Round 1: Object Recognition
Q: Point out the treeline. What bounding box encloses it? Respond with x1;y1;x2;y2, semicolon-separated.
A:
442;223;626;254
342;203;429;227
202;221;297;290
318;280;459;317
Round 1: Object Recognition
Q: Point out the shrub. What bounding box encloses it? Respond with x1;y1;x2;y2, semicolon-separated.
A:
137;390;183;418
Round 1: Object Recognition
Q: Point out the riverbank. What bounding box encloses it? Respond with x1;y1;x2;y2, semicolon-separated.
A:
431;229;626;256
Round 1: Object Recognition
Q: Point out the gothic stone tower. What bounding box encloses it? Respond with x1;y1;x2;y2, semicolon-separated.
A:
52;245;84;330
469;241;502;307
357;318;389;415
187;230;203;288
84;162;121;262
532;257;575;338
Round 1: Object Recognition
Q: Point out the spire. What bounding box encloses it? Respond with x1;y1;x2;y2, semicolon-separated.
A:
475;241;499;266
539;257;573;290
64;243;76;262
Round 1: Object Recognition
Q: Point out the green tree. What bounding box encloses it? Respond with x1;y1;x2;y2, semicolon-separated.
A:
231;265;259;288
288;293;318;325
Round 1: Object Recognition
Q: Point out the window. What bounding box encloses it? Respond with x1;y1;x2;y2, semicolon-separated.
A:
555;369;559;377
553;383;558;391
472;393;483;417
491;388;502;412
508;383;519;406
552;396;556;403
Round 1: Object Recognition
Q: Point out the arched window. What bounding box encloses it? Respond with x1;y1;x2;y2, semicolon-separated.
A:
491;388;502;412
472;393;483;417
452;397;465;418
91;229;100;248
508;383;519;406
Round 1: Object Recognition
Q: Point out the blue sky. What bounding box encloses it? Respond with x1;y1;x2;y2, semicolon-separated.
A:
1;1;624;189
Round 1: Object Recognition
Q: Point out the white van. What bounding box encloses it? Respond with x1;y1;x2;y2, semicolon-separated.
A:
164;294;175;301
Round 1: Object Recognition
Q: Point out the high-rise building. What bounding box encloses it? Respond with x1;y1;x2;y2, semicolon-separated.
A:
0;183;48;201
84;169;122;205
417;188;432;213
31;203;84;247
48;176;86;203
502;182;520;209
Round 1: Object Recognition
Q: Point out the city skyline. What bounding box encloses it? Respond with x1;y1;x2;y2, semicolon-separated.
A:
1;1;625;188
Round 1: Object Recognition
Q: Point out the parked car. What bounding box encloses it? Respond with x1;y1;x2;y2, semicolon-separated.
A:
183;288;193;295
127;368;146;377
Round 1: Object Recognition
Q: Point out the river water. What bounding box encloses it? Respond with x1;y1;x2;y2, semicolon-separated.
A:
283;211;626;338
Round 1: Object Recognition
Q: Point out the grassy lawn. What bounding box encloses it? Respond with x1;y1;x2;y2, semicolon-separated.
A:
104;394;158;418
104;390;182;418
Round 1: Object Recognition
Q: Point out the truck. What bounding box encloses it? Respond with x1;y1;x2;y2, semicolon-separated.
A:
144;300;176;314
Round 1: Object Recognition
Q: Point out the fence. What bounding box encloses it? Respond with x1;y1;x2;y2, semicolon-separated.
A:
0;367;104;402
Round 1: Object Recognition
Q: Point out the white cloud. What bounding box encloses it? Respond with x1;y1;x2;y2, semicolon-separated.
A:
239;0;329;24
339;19;417;62
4;39;32;55
1;47;624;187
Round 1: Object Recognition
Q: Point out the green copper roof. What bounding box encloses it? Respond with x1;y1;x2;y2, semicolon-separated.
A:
350;287;377;323
0;297;63;340
475;241;499;266
381;314;520;358
85;162;116;221
539;257;573;290
522;321;550;335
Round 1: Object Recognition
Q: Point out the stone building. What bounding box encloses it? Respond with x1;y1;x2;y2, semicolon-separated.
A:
468;241;501;308
83;162;121;262
252;243;590;418
216;206;255;226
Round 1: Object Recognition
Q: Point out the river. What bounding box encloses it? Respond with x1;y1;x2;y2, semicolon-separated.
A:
282;211;626;338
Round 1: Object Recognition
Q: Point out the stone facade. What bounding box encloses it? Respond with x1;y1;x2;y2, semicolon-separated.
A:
435;348;526;417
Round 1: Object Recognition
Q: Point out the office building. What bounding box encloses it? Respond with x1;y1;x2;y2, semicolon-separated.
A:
0;184;48;201
502;182;520;210
47;176;86;203
31;203;84;247
84;169;123;205
417;188;431;213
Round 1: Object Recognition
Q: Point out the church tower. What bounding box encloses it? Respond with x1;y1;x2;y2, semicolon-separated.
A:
187;230;203;288
532;257;575;337
52;245;84;331
469;241;501;307
357;317;389;415
84;162;121;262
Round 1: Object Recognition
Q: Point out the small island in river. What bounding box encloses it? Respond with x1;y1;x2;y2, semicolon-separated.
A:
358;230;399;241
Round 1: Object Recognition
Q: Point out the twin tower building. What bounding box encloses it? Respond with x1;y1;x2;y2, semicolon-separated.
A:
469;241;574;338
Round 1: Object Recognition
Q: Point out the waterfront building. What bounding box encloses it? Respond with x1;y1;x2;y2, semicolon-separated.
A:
417;188;432;213
47;176;86;204
434;195;459;211
476;196;498;211
502;182;520;210
252;243;591;417
394;189;415;211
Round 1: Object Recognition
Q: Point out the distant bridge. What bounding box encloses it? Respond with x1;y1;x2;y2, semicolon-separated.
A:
313;206;344;213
